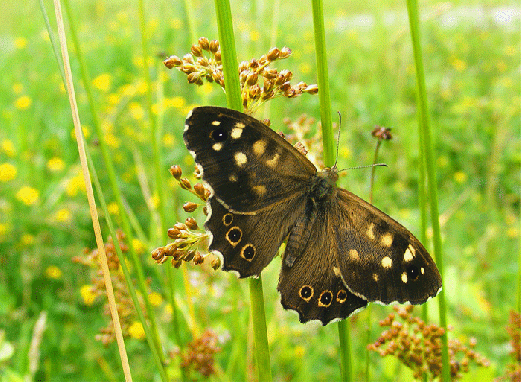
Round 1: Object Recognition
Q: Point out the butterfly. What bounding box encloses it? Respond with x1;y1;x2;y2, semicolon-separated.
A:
183;106;442;325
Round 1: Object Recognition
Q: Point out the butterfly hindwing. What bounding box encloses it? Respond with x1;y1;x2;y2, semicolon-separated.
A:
278;208;368;325
184;107;316;213
206;193;306;278
333;189;442;304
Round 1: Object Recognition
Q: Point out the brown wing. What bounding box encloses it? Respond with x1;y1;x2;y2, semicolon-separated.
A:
333;188;442;304
184;107;317;214
278;207;368;325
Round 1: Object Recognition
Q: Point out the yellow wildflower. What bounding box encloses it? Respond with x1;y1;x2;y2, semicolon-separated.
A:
339;147;351;159
170;18;182;29
16;186;39;206
104;133;121;149
47;157;65;172
507;227;519;238
66;174;86;197
148;292;162;307
45;265;62;279
129;102;144;120
136;81;148;94
0;163;17;182
299;62;311;74
249;30;260;41
295;345;305;358
15;96;32;110
132;239;146;254
80;285;97;306
505;45;516;56
165;96;185;109
92;73;112;92
14;37;27;49
107;202;119;215
451;57;466;72
197;83;213;96
149;195;159;209
454;171;467;184
12;83;23;94
162;133;175;148
55;208;72;223
128;321;145;339
1;140;16;157
21;234;34;246
0;223;8;237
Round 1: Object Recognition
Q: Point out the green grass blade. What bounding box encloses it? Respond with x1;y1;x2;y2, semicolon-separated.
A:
310;0;351;380
406;1;450;381
61;0;167;371
214;0;272;380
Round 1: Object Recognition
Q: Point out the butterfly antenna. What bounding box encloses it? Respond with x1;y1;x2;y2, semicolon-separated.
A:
333;111;342;169
338;163;387;172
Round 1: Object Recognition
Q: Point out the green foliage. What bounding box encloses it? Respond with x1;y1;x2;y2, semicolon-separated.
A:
0;0;518;380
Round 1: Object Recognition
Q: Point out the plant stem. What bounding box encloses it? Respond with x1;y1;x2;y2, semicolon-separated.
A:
406;2;450;381
310;0;350;380
214;0;272;380
61;0;166;370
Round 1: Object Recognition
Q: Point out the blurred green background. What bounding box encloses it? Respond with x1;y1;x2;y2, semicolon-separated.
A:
0;0;519;380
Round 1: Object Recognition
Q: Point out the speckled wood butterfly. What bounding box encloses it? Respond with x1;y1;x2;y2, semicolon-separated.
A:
184;106;441;325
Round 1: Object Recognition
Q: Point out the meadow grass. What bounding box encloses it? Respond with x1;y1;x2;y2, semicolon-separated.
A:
0;0;519;380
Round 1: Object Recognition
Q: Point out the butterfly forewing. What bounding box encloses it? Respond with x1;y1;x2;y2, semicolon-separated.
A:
184;107;316;213
333;189;442;304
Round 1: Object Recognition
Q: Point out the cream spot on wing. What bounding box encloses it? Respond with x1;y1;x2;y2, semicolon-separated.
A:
366;223;375;240
381;256;392;269
252;185;266;197
229;174;238;182
349;249;359;260
253;140;267;156
401;272;408;283
211;120;221;126
212;143;223;151
184;124;189;132
421;267;425;274
235;122;245;129
381;233;393;247
234;152;247;167
231;127;243;139
333;266;341;277
266;153;280;168
373;273;379;282
404;246;415;262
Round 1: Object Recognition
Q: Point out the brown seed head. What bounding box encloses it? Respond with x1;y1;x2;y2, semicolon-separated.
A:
183;202;198;213
267;47;280;61
170;165;183;180
164;55;182;68
185;217;198;230
209;40;219;53
198;37;210;50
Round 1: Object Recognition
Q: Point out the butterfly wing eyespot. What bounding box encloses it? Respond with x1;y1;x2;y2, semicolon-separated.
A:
209;127;228;142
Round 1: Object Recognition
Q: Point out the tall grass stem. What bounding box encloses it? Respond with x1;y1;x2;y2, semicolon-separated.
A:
61;0;166;369
214;0;272;380
310;0;351;380
52;1;133;379
406;1;450;381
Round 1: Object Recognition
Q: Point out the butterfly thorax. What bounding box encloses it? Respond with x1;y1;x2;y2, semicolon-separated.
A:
310;167;339;200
